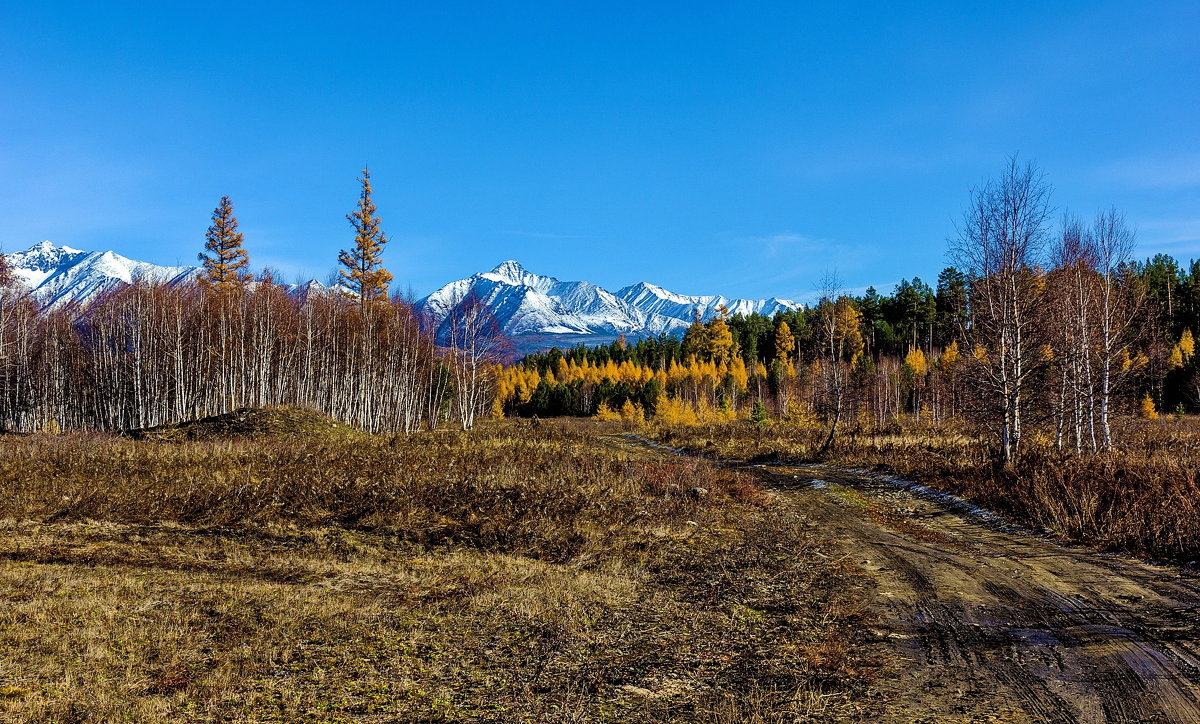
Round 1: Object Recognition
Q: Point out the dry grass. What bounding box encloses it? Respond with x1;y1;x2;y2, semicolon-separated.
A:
651;417;1200;563
0;416;873;722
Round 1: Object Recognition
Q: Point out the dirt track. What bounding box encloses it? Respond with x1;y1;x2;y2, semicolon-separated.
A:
622;436;1200;722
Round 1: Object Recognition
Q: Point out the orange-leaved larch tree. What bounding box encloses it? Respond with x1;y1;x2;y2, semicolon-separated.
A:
339;168;393;310
198;196;251;291
197;195;252;410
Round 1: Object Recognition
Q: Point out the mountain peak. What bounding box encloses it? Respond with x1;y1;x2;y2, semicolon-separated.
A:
483;259;558;288
490;259;528;277
419;262;804;351
25;240;84;255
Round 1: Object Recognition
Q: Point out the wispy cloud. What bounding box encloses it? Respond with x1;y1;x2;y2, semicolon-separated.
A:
733;232;846;259
500;230;585;240
1136;218;1200;256
1097;154;1200;190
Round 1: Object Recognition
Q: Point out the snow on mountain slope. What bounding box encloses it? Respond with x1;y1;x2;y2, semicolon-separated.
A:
616;281;799;321
4;241;332;309
3;243;802;350
417;260;801;346
5;241;199;308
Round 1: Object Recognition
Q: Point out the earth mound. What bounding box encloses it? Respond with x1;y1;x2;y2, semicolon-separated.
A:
126;406;359;441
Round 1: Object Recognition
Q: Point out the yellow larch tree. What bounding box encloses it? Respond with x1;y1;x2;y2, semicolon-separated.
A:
339;168;393;309
198;195;251;291
594;401;621;421
1141;393;1159;420
774;320;796;374
619;399;644;425
1169;345;1185;370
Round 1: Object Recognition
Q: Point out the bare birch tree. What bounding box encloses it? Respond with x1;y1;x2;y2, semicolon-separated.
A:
952;157;1052;463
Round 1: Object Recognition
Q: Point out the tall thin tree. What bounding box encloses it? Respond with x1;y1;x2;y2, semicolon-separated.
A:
339;168;393;309
952;156;1053;463
198;196;251;290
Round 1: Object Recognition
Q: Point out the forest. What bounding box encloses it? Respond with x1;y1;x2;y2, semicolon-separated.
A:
502;160;1200;462
0;172;499;435
6;163;1200;721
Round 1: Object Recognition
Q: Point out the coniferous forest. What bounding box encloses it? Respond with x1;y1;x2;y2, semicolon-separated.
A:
502;159;1200;460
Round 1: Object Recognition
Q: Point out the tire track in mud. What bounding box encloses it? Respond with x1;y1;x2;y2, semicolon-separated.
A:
613;434;1200;722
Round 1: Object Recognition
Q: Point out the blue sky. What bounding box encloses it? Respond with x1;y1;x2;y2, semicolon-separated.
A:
1;1;1197;300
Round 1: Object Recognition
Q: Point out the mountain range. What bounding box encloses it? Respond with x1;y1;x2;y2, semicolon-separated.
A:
3;242;801;351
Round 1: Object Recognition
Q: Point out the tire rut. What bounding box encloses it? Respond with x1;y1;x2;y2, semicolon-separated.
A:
613;434;1200;722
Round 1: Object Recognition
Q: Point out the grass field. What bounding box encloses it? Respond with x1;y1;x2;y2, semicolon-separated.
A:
0;414;873;723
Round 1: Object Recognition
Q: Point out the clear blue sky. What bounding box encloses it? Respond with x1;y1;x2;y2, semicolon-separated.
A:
2;1;1197;300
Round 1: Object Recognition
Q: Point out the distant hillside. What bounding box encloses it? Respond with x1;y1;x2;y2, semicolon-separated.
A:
417;260;801;352
4;241;324;308
3;243;802;352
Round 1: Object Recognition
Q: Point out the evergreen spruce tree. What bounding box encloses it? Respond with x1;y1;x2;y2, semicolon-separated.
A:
339;168;393;309
198;196;251;290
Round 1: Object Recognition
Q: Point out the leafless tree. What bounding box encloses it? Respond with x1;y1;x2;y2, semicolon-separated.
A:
1091;207;1141;450
444;292;506;430
952;156;1052;463
814;272;862;456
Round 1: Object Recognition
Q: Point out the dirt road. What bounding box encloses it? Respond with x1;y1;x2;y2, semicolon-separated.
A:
623;436;1200;722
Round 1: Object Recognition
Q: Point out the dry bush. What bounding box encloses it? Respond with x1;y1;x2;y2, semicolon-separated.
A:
652;417;1200;562
0;417;873;722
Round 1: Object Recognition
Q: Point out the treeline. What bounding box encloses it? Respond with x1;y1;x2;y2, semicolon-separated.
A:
0;171;499;434
502;158;1199;460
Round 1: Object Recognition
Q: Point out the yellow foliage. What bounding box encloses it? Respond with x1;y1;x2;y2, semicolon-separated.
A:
695;398;736;424
783;401;819;428
594;401;621;421
655;396;698;426
939;340;959;371
973;345;988;362
1169;344;1185;370
1181;329;1195;361
619;399;645;425
904;348;928;377
707;318;737;366
834;300;864;358
1140;393;1159;420
729;356;749;392
774;321;795;364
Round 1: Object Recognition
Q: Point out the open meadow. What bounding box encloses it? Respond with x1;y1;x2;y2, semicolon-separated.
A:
0;412;873;723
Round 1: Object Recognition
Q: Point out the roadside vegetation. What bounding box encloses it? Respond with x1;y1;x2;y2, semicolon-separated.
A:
0;413;873;723
649;415;1200;563
491;158;1200;566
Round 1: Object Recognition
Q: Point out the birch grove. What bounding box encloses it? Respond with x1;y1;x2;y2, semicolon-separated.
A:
0;281;469;434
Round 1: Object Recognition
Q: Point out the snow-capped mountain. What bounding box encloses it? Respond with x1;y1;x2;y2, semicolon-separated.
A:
417;260;800;349
3;243;802;351
4;241;326;309
614;281;800;323
6;241;200;308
